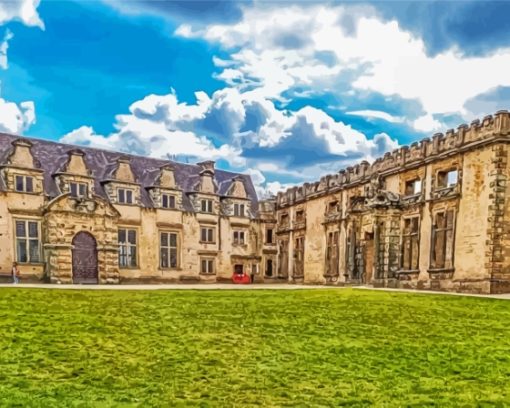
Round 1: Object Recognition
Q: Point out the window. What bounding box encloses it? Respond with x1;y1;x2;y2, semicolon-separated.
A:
118;229;137;268
294;236;305;277
15;175;34;193
265;259;273;277
233;203;245;217
405;179;422;196
266;228;274;244
431;210;455;270
280;213;289;226
118;188;134;204
162;194;176;209
201;199;213;213
200;258;215;274
327;200;339;214
437;169;458;189
233;230;246;245
200;227;215;243
70;182;88;198
326;231;339;276
296;210;305;223
401;217;420;270
15;220;40;263
160;232;178;269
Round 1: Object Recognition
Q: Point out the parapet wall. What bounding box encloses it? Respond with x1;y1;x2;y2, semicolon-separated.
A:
276;110;510;208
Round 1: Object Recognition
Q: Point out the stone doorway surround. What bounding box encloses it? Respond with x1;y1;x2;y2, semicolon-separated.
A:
43;194;120;284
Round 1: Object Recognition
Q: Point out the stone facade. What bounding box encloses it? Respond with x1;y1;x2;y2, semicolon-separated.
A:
0;134;261;284
272;110;510;294
1;110;510;293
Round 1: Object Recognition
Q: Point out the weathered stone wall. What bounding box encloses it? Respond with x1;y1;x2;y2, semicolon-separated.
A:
274;110;510;293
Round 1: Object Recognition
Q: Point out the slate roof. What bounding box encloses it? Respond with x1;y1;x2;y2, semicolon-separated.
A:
0;132;259;216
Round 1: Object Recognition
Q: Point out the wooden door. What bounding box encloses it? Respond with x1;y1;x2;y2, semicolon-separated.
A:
72;232;98;284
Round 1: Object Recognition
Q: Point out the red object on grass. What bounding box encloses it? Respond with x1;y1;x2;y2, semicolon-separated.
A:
232;273;251;284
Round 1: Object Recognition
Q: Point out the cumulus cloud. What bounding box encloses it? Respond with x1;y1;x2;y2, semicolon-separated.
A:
346;110;404;124
176;4;510;130
0;0;44;136
0;99;36;134
0;29;13;69
0;0;44;29
61;87;398;194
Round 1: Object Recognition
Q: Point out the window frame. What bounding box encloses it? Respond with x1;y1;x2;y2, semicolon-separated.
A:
14;219;41;264
200;257;215;275
400;216;420;271
404;179;422;196
117;188;134;204
201;199;214;213
200;227;216;244
159;231;180;269
233;203;245;217
161;193;176;209
437;169;458;189
70;181;88;198
265;258;274;277
233;230;246;246
14;175;34;193
265;227;274;244
430;209;456;270
118;228;138;269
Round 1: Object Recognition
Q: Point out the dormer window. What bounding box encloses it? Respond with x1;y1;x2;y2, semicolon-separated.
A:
405;179;422;196
437;170;458;189
118;188;133;204
162;194;176;209
15;175;34;193
233;203;245;217
201;199;213;213
70;182;88;198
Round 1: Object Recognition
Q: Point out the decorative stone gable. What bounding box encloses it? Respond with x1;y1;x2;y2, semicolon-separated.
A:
227;176;247;199
147;165;183;210
103;157;141;205
114;156;136;183
196;160;216;194
7;139;38;168
64;149;90;176
158;165;176;189
54;150;95;197
1;139;44;194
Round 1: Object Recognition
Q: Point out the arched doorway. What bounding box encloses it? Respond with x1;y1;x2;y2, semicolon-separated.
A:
72;232;98;284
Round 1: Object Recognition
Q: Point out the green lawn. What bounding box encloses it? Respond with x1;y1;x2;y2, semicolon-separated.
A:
1;288;510;407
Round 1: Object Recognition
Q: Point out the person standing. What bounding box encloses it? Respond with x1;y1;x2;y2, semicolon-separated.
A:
12;262;20;284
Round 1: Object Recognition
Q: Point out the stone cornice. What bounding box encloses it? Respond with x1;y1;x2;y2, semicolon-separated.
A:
276;110;510;209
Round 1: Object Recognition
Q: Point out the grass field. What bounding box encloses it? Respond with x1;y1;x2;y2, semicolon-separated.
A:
1;288;510;407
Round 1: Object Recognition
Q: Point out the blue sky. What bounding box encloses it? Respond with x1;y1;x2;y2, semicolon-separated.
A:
1;0;510;196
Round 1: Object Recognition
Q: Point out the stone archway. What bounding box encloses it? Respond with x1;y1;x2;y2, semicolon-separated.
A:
72;232;98;284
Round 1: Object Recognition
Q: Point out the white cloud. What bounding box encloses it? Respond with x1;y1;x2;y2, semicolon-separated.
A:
0;98;35;134
0;29;13;69
346;110;404;124
0;0;44;29
61;87;399;195
412;114;444;133
61;93;244;166
0;0;44;136
176;4;510;130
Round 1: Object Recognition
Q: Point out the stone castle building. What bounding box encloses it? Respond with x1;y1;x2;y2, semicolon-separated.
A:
1;110;510;293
